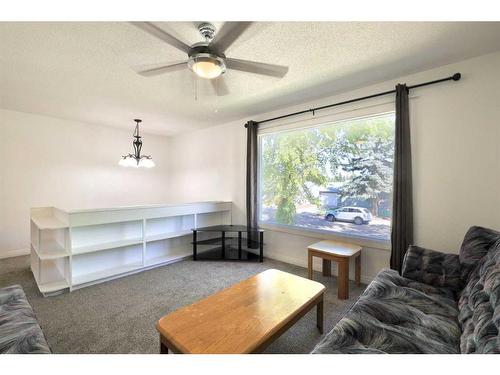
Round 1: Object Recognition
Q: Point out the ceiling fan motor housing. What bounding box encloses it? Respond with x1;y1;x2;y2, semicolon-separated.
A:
198;23;216;41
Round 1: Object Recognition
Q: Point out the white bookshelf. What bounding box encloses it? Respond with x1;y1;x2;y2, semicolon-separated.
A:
30;201;232;296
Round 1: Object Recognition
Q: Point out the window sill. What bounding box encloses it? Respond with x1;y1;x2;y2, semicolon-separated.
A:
258;222;391;251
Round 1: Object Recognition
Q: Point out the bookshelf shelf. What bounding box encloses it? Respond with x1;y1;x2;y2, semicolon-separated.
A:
72;237;144;255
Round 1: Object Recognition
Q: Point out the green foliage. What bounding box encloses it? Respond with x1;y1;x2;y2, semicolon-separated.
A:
261;114;395;224
337;117;395;215
262;129;327;224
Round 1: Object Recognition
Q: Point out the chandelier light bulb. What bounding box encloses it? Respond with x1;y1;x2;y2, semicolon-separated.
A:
118;157;128;167
128;157;138;168
140;158;155;168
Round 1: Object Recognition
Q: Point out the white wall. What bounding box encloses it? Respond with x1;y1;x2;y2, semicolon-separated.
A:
0;109;171;258
166;52;500;282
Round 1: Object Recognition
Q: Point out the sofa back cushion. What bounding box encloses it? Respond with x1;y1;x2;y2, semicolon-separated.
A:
402;245;462;292
457;238;500;353
459;226;500;282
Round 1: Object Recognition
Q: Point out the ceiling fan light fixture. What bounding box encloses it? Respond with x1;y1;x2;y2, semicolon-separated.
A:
188;53;226;79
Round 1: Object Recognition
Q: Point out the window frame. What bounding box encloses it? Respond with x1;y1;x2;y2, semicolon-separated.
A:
257;102;395;250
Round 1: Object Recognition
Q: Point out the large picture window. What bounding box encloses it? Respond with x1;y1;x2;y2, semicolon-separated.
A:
259;112;395;241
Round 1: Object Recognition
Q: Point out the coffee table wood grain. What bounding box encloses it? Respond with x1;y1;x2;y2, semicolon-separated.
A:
156;269;326;354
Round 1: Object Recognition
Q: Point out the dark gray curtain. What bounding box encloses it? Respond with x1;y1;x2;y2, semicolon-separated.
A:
246;120;259;247
390;84;413;273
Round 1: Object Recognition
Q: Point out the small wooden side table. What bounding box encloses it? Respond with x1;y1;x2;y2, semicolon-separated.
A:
307;240;362;300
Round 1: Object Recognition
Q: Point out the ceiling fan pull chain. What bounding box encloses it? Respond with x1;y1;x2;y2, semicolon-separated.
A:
215;79;219;111
194;75;198;101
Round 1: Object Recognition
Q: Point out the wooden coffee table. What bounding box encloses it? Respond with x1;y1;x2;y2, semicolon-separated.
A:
156;269;325;354
307;240;362;300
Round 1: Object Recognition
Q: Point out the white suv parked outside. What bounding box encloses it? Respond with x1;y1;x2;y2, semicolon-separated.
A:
325;206;372;225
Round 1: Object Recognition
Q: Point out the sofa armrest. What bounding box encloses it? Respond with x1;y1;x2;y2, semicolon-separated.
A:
401;245;461;291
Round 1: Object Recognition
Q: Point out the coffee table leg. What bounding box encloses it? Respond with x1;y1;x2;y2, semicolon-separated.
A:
160;339;169;354
338;259;349;300
317;295;324;334
308;251;313;280
355;254;361;287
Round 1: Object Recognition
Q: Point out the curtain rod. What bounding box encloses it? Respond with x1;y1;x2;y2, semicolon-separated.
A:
245;72;461;127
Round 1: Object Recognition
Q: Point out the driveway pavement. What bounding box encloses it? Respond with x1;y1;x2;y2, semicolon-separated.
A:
262;208;391;241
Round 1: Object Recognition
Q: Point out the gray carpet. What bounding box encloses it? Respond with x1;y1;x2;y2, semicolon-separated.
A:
0;255;365;353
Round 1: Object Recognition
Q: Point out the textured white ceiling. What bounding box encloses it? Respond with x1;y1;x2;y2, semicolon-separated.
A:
1;22;500;135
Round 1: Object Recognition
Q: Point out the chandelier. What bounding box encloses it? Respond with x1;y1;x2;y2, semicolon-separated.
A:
118;119;155;168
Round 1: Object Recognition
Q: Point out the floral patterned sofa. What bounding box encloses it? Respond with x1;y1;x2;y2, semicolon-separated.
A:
0;285;50;353
312;226;500;354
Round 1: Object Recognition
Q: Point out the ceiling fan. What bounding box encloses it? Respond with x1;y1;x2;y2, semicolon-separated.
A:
131;22;289;95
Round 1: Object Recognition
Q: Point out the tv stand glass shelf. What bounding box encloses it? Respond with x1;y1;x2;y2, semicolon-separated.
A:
192;225;264;262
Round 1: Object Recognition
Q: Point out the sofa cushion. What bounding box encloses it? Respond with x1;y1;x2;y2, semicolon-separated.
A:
459;226;500;282
312;269;461;354
402;245;462;292
458;238;500;353
0;285;50;354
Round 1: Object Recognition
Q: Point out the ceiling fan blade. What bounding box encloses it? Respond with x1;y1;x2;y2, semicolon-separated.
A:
210;22;253;53
131;22;191;54
136;61;187;77
210;76;230;96
226;58;289;78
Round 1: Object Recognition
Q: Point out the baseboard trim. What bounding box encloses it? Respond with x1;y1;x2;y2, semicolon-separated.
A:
266;252;374;285
0;248;30;259
0;247;376;283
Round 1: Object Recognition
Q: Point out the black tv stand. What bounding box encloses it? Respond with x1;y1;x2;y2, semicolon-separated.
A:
192;225;264;262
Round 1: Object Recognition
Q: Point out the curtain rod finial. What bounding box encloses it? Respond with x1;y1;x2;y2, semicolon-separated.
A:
244;120;258;128
452;73;461;81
